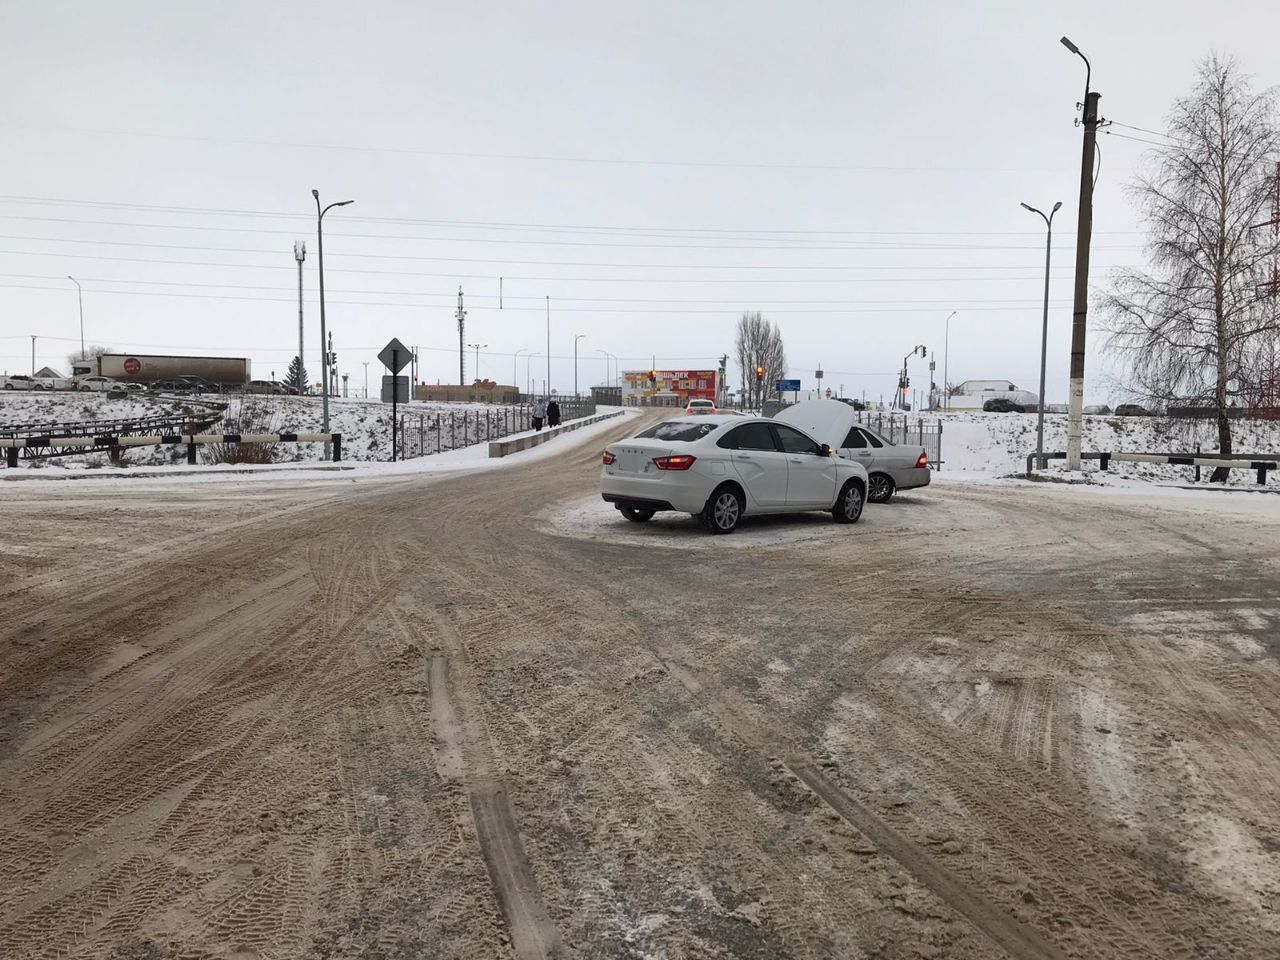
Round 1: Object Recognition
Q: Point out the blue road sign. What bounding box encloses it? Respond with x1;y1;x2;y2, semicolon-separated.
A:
775;379;801;392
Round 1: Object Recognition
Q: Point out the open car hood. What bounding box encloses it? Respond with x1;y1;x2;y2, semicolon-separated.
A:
774;399;858;450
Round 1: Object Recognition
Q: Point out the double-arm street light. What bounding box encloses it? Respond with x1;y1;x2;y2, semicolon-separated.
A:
596;348;616;388
514;348;529;396
312;189;354;458
468;343;488;381
67;276;84;361
1021;200;1063;467
527;352;540;397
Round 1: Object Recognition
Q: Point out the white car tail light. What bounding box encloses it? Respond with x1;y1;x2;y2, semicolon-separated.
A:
652;454;696;471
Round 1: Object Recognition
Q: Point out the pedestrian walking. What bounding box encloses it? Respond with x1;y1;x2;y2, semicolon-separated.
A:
547;398;561;428
532;397;546;432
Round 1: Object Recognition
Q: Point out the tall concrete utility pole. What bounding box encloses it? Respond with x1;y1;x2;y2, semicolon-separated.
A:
574;334;585;397
545;296;551;398
1062;36;1100;470
456;287;466;385
293;241;305;393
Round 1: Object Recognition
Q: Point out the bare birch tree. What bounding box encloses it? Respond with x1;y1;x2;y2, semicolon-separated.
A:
1103;55;1280;480
734;311;788;410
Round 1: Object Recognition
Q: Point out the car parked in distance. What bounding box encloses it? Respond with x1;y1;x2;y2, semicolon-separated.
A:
74;375;115;392
600;415;868;534
775;399;930;503
1114;404;1151;416
2;375;37;390
835;397;868;410
179;376;222;394
983;397;1025;413
149;377;194;393
245;379;286;395
684;398;717;415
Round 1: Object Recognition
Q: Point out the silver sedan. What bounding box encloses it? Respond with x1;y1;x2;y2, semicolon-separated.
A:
837;425;930;503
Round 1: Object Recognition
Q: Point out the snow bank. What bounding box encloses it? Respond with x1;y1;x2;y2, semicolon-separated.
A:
936;411;1280;487
0;392;529;468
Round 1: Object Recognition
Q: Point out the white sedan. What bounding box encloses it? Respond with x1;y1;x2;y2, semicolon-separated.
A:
600;415;868;534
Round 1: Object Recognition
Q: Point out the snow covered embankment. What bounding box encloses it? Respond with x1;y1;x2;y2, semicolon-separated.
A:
940;411;1280;487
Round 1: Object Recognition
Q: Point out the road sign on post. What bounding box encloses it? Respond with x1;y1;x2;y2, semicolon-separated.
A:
379;338;412;461
775;379;801;393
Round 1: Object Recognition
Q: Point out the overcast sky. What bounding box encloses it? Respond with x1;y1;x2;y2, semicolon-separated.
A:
3;1;1277;401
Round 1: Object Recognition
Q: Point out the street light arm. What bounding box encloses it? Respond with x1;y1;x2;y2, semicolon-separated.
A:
1061;36;1091;102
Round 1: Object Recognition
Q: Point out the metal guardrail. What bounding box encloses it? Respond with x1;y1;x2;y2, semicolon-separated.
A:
0;412;223;461
2;431;342;467
1026;450;1277;485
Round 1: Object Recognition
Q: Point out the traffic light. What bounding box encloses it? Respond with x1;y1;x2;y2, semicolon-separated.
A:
755;365;765;382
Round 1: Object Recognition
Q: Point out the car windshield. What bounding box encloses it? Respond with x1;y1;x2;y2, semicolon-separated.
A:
634;421;720;442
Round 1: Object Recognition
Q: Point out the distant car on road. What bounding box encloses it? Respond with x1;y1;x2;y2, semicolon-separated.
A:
835;397;868;410
600;415;868;534
1114;404;1151;416
983;397;1025;413
74;375;115;392
684;398;717;415
775;400;930;503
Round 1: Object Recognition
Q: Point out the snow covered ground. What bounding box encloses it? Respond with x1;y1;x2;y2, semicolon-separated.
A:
934;410;1280;488
0;392;526;469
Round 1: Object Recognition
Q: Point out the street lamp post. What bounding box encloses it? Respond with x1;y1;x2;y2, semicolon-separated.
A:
363;361;369;399
1021;200;1063;468
942;311;956;411
468;343;488;382
312;189;354;460
545;296;551;398
67;276;84;362
293;241;306;394
527;352;540;397
574;334;585;397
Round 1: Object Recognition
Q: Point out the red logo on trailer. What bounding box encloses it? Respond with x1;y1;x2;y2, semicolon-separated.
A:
123;357;141;375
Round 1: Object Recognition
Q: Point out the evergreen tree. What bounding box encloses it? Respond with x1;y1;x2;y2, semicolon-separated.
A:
287;356;308;394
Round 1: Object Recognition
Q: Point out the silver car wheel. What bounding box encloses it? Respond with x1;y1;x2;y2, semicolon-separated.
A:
841;484;863;521
868;474;893;503
713;491;740;530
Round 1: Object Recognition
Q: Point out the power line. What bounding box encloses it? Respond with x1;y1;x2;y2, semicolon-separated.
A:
0;281;1080;311
3;123;1061;174
0;194;1147;237
0;252;1116;284
0;272;1078;306
0;214;1145;253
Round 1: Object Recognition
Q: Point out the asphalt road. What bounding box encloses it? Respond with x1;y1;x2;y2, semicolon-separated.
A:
1;416;1278;959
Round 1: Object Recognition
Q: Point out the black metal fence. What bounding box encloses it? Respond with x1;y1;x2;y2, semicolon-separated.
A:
398;399;597;459
854;411;944;468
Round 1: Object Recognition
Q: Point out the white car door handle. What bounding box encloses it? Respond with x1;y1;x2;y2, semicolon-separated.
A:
789;457;803;463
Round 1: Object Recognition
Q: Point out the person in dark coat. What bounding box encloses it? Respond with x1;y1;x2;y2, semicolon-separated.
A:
547;399;561;428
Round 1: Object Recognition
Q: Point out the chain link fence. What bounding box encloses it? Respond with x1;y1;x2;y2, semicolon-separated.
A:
398;398;597;458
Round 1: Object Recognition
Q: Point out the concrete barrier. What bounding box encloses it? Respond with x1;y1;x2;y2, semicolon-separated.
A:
488;410;623;458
